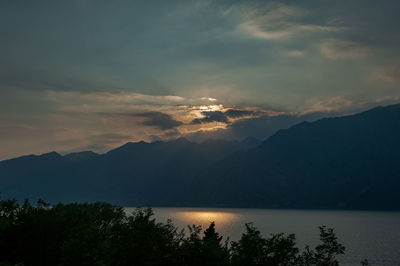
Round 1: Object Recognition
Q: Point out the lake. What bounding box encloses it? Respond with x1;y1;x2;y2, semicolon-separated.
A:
125;207;400;266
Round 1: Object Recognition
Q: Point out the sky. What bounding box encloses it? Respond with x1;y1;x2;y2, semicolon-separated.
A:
1;0;399;160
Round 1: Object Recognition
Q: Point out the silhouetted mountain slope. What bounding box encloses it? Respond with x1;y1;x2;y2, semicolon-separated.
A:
0;138;256;204
63;151;99;161
1;104;400;209
200;104;400;209
240;137;263;147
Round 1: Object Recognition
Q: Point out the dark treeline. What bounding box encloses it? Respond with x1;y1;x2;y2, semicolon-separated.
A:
0;199;361;266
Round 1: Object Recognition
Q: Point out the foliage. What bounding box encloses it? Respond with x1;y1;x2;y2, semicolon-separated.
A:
296;226;346;266
231;223;298;266
0;199;350;266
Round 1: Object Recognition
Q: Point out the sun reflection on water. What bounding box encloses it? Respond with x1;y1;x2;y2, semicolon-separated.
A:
175;210;240;228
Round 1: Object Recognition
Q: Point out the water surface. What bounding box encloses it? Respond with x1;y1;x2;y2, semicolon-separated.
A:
125;207;400;266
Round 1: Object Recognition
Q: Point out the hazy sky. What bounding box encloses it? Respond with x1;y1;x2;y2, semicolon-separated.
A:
1;0;399;160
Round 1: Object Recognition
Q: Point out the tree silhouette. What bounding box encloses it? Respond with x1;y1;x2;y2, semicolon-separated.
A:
231;222;298;266
0;199;356;266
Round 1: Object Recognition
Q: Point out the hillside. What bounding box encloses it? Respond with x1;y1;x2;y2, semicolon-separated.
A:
200;104;400;209
0;138;260;205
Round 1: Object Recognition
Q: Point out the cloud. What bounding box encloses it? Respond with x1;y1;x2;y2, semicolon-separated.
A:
239;22;342;41
320;40;371;59
370;65;400;86
239;21;292;40
0;125;37;138
133;112;183;130
47;91;186;107
200;97;218;102
191;111;229;124
190;108;266;125
224;108;260;118
304;97;354;114
90;133;133;143
235;3;344;41
287;50;304;57
1;0;400;161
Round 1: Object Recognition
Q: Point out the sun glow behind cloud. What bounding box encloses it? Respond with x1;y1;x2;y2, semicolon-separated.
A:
37;90;265;151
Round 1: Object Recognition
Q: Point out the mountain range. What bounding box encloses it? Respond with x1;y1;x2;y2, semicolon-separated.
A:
1;104;400;210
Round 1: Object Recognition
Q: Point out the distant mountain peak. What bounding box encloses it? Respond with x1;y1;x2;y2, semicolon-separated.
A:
39;151;62;159
106;140;149;154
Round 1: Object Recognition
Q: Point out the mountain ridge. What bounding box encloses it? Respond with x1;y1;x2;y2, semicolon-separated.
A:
199;103;400;209
1;104;400;210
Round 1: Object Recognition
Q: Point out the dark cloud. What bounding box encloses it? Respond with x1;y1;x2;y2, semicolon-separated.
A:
191;111;230;124
135;112;183;130
191;109;262;125
224;109;260;118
